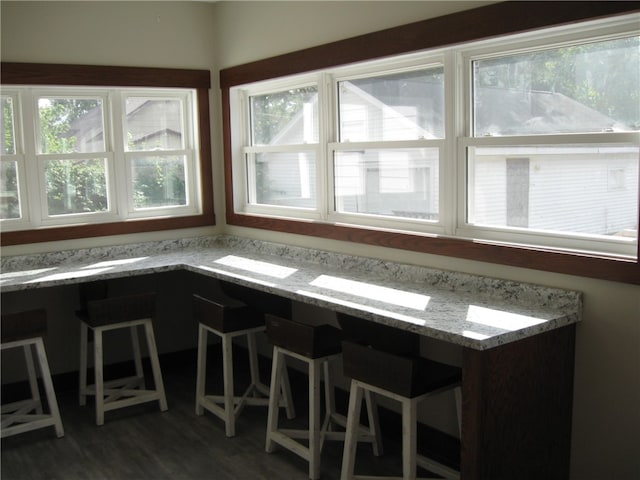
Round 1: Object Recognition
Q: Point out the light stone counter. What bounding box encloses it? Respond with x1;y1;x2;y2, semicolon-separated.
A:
0;235;582;350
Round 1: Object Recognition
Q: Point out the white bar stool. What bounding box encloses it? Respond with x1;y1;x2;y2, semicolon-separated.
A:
265;315;382;480
340;339;462;480
193;294;295;437
78;291;168;426
1;309;64;439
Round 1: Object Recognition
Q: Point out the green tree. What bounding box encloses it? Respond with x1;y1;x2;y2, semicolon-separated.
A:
38;98;108;214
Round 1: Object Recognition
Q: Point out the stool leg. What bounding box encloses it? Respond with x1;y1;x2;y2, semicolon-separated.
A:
79;322;88;406
454;386;462;438
402;397;418;480
195;324;208;416
23;343;42;414
130;325;144;383
364;390;383;456
247;331;260;395
281;359;296;420
323;359;335;422
309;358;322;480
221;333;235;437
143;319;168;412
94;327;105;426
34;338;64;438
265;346;283;453
340;381;363;480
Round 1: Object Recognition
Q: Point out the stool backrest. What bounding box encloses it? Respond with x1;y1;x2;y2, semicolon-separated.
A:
87;292;156;327
1;309;47;343
336;312;419;356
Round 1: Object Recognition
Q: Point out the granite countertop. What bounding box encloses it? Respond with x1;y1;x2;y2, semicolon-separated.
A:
0;235;582;350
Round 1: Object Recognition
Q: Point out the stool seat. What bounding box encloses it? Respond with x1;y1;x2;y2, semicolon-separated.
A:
342;341;461;398
265;315;382;480
1;309;64;439
266;315;343;359
1;309;47;343
78;291;168;426
194;294;294;437
194;295;264;333
340;341;461;480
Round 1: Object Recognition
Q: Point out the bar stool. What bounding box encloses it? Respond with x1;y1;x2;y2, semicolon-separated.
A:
194;294;295;437
78;291;168;425
265;314;382;480
337;314;462;480
1;309;64;438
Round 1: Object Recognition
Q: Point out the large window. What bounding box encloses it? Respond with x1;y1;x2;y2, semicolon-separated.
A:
1;64;213;244
222;5;640;283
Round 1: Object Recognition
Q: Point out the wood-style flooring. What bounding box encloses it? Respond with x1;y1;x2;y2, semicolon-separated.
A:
2;347;412;480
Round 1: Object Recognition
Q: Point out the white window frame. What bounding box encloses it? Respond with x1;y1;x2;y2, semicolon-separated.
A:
232;74;324;221
457;18;640;258
0;86;202;232
228;15;639;260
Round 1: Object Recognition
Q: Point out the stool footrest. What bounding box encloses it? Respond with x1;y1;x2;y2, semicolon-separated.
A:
103;391;166;413
416;454;460;480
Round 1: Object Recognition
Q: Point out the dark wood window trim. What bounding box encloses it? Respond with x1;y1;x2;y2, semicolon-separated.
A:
0;62;215;246
220;1;640;285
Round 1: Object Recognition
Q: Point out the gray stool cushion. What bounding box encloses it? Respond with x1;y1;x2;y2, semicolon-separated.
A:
342;340;461;398
266;315;342;359
1;309;47;343
193;294;264;333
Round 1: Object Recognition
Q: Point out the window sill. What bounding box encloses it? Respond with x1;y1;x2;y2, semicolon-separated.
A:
227;211;639;285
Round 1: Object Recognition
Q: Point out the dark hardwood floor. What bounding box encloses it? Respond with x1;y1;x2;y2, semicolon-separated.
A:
2;347;412;480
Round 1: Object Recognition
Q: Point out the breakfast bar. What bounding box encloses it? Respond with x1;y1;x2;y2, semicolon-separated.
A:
1;234;582;479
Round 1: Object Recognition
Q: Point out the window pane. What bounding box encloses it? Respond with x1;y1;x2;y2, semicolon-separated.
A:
1;96;16;155
1;161;21;219
44;158;108;215
338;68;445;142
473;37;640;136
250;87;318;145
467;145;639;239
249;151;317;208
334;148;439;220
126;98;184;151
131;155;187;209
38;98;104;153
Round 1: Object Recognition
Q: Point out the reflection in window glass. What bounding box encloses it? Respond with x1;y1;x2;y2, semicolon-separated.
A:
1;161;20;219
339;68;445;142
38;98;104;154
473;36;640;136
248;151;317;208
126;98;184;151
467;145;639;239
44;158;108;215
131;155;187;209
250;87;318;145
334;148;439;220
1;96;16;155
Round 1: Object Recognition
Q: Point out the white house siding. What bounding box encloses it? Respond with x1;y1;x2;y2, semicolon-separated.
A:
471;149;638;235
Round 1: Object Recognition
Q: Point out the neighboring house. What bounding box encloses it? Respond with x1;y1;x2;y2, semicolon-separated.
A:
68;98;183;152
258;81;638;236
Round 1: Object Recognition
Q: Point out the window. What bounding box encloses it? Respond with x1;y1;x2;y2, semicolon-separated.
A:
1;64;213;244
461;36;639;254
221;4;640;283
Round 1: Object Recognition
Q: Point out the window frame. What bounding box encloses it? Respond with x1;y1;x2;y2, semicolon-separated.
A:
220;2;640;284
0;62;214;246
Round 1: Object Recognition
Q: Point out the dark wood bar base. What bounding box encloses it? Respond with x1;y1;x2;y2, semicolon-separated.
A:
462;324;576;479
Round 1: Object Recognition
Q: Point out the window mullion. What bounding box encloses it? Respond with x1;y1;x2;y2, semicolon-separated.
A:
111;90;128;219
21;90;41;227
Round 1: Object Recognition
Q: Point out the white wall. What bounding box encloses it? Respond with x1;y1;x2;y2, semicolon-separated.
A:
2;2;639;479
